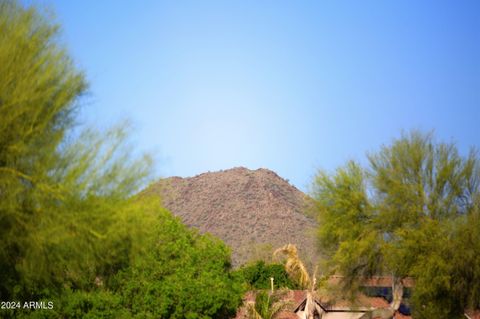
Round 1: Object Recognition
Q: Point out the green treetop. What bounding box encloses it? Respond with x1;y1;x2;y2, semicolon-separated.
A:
313;131;480;318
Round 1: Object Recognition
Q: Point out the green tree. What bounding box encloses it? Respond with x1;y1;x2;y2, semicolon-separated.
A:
0;0;87;298
108;206;244;319
0;0;155;297
312;131;480;318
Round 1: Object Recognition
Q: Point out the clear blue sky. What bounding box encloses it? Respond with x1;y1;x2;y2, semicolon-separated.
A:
39;0;479;191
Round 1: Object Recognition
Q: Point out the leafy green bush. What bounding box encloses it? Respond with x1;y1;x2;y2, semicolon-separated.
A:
238;261;297;290
109;207;245;319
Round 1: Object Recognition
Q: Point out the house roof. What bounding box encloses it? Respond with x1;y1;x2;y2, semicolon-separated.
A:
234;290;411;319
465;309;480;319
393;311;412;319
328;275;415;288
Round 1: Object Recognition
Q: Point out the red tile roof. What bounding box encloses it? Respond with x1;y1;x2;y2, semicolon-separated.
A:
328;275;415;288
394;311;412;319
466;309;480;319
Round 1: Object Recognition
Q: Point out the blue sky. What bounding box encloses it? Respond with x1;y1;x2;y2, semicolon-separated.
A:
40;0;479;191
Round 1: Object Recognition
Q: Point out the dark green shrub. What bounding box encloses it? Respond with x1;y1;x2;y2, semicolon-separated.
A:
239;261;297;290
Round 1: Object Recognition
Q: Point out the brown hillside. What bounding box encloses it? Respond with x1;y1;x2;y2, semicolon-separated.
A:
144;167;318;266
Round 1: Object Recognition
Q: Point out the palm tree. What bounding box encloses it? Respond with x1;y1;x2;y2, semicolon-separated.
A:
274;244;324;319
246;290;291;319
273;244;311;289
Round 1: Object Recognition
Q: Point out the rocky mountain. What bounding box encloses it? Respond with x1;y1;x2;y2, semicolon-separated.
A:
143;167;318;266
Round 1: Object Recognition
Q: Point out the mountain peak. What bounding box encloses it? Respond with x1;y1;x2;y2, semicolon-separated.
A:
145;167;317;266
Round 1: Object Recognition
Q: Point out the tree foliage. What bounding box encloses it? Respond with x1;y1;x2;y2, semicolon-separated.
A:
238;261;297;290
313;131;480;318
0;0;87;298
108;205;244;319
0;2;244;318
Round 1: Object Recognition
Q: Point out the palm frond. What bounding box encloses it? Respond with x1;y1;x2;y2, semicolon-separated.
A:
274;244;311;289
249;291;292;319
268;299;292;319
246;301;263;319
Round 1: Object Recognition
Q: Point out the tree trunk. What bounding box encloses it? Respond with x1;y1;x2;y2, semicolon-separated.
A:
390;277;404;311
367;277;404;319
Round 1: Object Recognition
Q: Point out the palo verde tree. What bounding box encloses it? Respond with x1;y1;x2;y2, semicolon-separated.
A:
313;131;480;318
0;0;87;298
0;0;158;302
